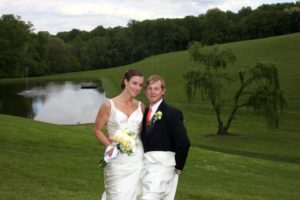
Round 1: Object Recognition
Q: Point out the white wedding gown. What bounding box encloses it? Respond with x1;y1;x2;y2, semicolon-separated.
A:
101;100;144;200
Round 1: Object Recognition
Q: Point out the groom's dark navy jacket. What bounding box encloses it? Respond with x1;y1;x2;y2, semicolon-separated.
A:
141;100;190;171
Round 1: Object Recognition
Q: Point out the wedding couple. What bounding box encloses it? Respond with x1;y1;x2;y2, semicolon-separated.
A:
93;69;190;200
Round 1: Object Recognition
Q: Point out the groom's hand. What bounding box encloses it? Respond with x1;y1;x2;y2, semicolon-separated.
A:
175;169;181;175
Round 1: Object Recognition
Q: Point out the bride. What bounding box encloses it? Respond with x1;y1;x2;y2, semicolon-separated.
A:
93;69;145;200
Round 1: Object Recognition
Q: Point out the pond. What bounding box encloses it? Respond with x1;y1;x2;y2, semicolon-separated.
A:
0;80;106;124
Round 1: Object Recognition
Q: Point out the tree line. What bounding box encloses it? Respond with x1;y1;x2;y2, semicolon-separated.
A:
0;2;299;78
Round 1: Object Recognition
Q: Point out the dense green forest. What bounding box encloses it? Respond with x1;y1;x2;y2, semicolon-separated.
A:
0;2;299;78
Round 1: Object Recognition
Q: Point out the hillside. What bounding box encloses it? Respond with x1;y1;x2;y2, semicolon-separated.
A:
1;113;299;199
52;32;300;162
1;33;300;199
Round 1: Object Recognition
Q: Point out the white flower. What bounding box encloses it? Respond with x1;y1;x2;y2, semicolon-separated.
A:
113;127;138;155
99;127;139;167
153;111;163;123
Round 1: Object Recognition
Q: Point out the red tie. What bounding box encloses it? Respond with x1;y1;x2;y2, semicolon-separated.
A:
146;107;152;126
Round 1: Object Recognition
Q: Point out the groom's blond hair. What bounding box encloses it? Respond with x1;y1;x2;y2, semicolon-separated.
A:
145;75;166;90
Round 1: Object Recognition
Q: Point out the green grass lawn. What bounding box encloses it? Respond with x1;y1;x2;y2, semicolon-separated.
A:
0;115;102;200
179;147;299;200
1;114;299;200
1;33;300;199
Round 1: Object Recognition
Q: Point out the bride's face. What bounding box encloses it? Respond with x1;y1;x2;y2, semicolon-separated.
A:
124;76;144;97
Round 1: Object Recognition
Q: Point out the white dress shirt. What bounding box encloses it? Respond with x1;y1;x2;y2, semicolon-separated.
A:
149;98;163;120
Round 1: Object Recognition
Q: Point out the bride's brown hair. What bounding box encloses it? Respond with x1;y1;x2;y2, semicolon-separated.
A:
121;69;144;89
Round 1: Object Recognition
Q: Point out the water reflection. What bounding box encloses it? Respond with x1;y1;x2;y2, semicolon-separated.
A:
0;82;35;118
0;81;106;124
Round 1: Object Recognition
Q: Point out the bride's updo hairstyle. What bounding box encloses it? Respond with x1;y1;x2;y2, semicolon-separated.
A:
121;69;144;89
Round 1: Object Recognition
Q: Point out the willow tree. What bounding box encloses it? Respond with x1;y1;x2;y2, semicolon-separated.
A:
184;42;286;135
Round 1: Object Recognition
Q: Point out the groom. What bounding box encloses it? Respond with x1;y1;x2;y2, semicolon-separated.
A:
139;75;190;200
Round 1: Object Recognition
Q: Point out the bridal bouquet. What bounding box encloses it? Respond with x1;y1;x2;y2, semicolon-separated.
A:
99;127;138;167
113;127;138;155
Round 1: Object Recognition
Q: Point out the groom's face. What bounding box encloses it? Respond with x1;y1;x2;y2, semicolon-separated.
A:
145;80;165;105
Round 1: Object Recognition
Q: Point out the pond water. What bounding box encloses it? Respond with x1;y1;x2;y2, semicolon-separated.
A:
0;80;106;124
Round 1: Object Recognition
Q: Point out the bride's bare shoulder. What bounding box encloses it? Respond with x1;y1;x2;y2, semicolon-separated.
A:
100;99;111;111
138;100;146;113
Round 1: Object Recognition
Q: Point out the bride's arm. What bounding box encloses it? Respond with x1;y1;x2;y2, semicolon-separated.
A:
93;100;112;147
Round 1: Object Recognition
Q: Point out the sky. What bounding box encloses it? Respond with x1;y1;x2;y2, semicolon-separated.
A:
0;0;297;34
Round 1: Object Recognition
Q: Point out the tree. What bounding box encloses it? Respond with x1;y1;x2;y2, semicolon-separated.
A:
177;15;204;42
0;14;33;77
87;36;111;69
201;8;233;45
183;42;286;135
111;28;134;65
46;37;79;73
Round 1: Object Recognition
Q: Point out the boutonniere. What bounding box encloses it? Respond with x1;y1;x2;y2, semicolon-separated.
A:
153;111;163;123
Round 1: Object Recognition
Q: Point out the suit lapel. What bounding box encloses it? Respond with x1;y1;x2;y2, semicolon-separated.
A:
142;107;149;137
145;100;166;138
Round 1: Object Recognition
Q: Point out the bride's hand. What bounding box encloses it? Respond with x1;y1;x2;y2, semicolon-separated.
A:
106;147;114;157
103;145;118;163
105;145;115;157
108;138;114;144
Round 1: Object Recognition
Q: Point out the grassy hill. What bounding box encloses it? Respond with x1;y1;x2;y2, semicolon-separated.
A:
54;32;300;162
1;33;300;199
1;114;299;199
